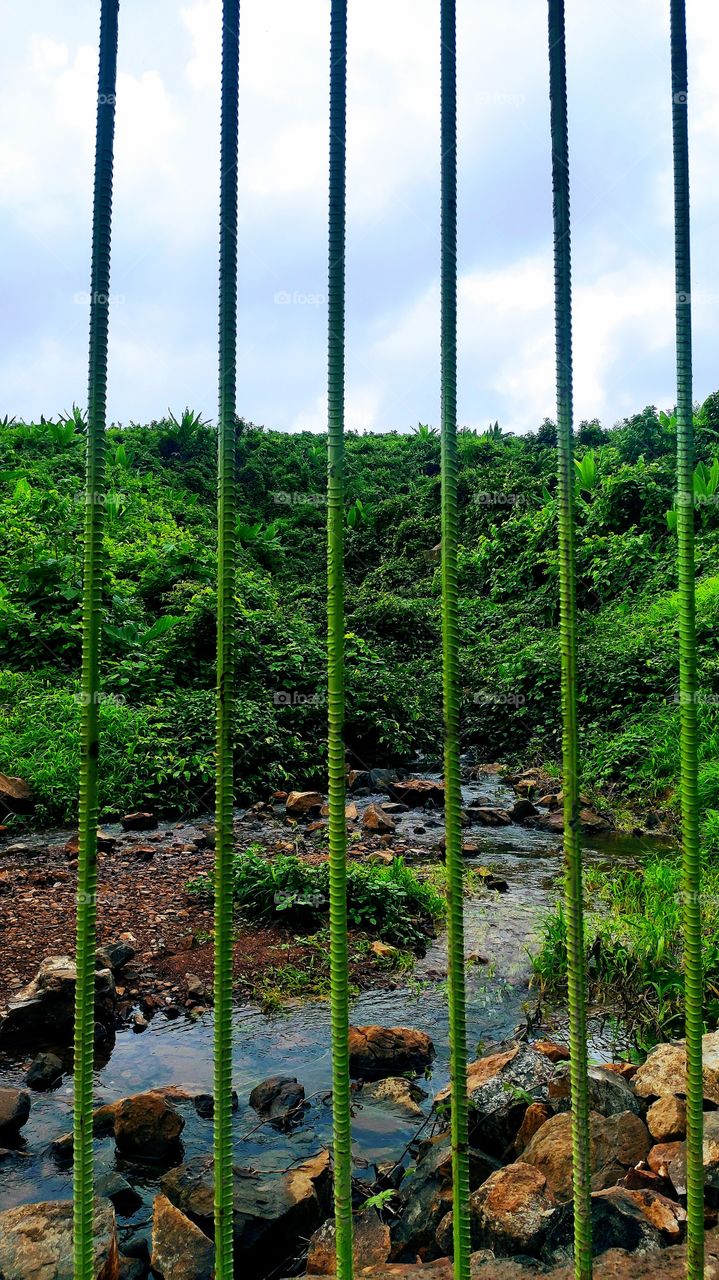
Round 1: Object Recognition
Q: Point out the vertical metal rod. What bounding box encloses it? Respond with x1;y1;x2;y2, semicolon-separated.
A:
327;2;353;1277
546;3;593;1276
670;4;703;1276
73;3;119;1275
439;3;470;1278
214;2;240;1275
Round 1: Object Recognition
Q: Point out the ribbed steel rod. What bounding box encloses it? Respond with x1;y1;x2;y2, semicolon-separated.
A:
327;2;353;1277
547;3;593;1276
439;3;470;1278
73;3;119;1275
669;3;704;1276
214;1;240;1275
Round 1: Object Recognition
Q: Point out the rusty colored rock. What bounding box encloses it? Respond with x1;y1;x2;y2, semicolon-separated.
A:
307;1210;390;1273
646;1096;686;1143
522;1110;651;1202
151;1193;214;1279
349;1025;435;1079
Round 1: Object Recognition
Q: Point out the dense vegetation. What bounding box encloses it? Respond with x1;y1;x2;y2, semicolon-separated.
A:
3;398;719;826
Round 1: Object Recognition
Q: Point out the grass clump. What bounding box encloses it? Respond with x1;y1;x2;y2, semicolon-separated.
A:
187;847;445;950
532;810;719;1049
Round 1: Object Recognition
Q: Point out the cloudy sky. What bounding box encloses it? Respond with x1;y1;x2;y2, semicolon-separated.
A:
0;0;717;434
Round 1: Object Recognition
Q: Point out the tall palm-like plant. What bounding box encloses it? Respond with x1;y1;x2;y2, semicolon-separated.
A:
546;3;592;1277
327;2;353;1277
214;2;240;1275
73;2;119;1276
439;4;470;1279
670;2;703;1275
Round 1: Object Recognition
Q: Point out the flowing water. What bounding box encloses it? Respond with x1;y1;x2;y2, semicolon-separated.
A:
0;770;668;1250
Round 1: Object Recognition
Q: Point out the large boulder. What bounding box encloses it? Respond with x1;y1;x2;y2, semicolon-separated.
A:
25;1052;63;1091
646;1096;687;1143
0;955;116;1048
151;1194;214;1279
522;1111;651;1202
436;1162;556;1258
0;1087;31;1137
307;1210;391;1273
633;1031;719;1104
548;1062;641;1117
434;1044;558;1157
0;1199;119;1279
349;1026;435;1079
391;1133;500;1260
161;1150;330;1277
540;1186;667;1266
362;805;396;834
667;1110;719;1195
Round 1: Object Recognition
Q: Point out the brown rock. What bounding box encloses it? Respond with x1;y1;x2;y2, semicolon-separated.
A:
646;1096;687;1143
363;804;397;834
349;1026;435;1079
522;1110;651;1202
514;1102;552;1154
533;1040;570;1064
113;1092;185;1159
121;812;158;831
151;1193;214;1279
615;1187;686;1242
633;1031;719;1104
647;1142;683;1177
363;1077;427;1118
286;791;324;817
0;1087;31;1135
307;1210;390;1273
667;1110;719;1195
440;1161;556;1256
0;774;34;815
389;779;445;808
0;1199;119;1279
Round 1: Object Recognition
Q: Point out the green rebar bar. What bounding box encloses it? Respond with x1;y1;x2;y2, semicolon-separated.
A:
546;4;593;1277
439;3;470;1278
214;2;240;1275
669;4;704;1276
327;2;353;1277
73;3;119;1275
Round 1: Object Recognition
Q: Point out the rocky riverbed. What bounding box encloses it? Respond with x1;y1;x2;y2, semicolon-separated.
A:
0;765;681;1277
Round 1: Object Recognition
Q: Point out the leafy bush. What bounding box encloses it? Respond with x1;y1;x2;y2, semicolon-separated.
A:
187;849;445;949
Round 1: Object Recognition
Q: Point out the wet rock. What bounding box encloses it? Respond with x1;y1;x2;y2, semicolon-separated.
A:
510;799;539;822
436;1162;556;1258
191;1090;238;1120
286;791;324;817
185;974;212;1005
160;1150;330;1276
25;1051;63;1091
0;955;116;1048
248;1076;306;1127
646;1096;687;1143
151;1193;214;1279
467;807;512;827
114;1092;184;1160
0;1199;119;1279
434;1044;557;1157
121;812;158;831
349;1025;435;1079
363;804;397;834
514;1102;552;1155
96;1172;144;1217
549;1062;641;1117
392;1133;501;1259
633;1032;719;1105
0;1086;30;1136
307;1210;391;1273
522;1111;651;1202
389;779;445;808
0;773;34;815
541;1186;665;1265
363;1077;428;1118
533;1041;570;1064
